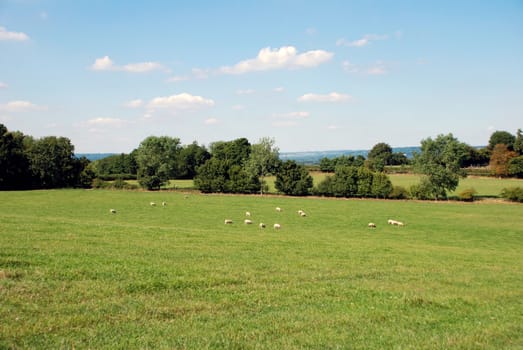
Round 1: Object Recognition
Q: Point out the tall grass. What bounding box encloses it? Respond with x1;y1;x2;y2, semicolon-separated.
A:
1;190;522;348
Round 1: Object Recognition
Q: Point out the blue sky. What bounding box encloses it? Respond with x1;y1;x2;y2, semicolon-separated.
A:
1;0;522;153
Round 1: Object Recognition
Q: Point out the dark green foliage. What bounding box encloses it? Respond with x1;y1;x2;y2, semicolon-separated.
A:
389;152;410;166
0;125;31;189
514;129;523;155
500;187;523;202
413;134;468;199
274;160;313;196
488;130;515;150
245;137;280;194
210;138;251;165
389;185;410;199
315;166;392;198
93;152;137;177
194;158;261;194
460;145;490;167
508;156;523;178
177;142;211;179
367;142;392;171
319;155;365;172
135;136;181;190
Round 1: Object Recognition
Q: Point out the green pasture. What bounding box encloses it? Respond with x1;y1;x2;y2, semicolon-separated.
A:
1;189;522;349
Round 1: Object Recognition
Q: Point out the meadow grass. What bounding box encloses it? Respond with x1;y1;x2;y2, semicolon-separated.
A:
1;190;522;349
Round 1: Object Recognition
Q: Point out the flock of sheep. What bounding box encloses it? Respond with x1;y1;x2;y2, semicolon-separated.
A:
109;199;405;230
223;206;307;230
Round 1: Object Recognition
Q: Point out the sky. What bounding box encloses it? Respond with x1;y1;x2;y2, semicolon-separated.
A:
0;0;522;153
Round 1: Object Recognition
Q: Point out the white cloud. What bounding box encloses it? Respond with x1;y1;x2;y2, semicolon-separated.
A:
336;34;388;47
298;92;352;103
0;26;30;41
342;61;358;73
204;118;219;125
219;46;333;74
0;100;46;112
342;60;388;75
167;75;189;82
147;93;215;110
84;117;130;128
232;104;245;110
274;87;285;93
91;56;114;71
123;99;143;108
91;56;166;73
236;89;255;95
0;82;8;89
276;111;310;119
367;65;387;75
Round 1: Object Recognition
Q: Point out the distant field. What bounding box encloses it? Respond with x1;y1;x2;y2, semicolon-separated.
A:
1;190;522;349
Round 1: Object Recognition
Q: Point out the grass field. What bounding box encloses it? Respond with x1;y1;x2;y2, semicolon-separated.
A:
1;190;522;349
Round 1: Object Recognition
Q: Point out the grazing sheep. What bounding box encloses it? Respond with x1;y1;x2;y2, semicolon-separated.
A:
244;219;253;225
224;219;233;224
273;223;281;229
259;222;266;229
162;201;167;206
276;207;282;212
150;202;156;207
368;222;376;228
245;211;251;217
110;209;117;214
396;221;405;226
387;219;394;225
388;219;404;226
300;211;307;217
297;210;304;215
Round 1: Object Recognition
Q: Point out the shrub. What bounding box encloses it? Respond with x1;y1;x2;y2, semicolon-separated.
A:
458;188;477;202
500;187;523;203
389;186;410;199
92;178;109;189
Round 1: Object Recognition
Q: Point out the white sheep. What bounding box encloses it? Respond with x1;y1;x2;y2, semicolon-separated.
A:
273;223;281;229
162;201;167;206
150;202;156;207
387;219;394;225
245;211;251;217
276;207;282;212
224;219;233;224
297;210;304;215
244;219;253;225
259;222;266;229
110;209;117;214
396;221;405;226
368;222;376;228
300;211;307;217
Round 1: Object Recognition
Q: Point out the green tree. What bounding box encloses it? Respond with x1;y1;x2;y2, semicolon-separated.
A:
245;137;280;195
194;158;228;193
135;136;181;190
413;133;468;200
210;137;251;165
274;160;313;196
177;142;210;179
330;166;359;197
367;142;392;171
488;130;515;150
0;124;31;189
508;156;523;178
26;136;78;188
356;167;374;197
372;172;393;198
514;129;523;155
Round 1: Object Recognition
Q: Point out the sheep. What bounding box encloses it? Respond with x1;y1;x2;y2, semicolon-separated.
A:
244;219;253;225
245;211;251;217
224;219;233;224
396;221;405;226
388;219;404;226
297;210;304;215
150;202;156;207
368;222;376;228
275;207;282;212
387;219;394;225
110;208;117;214
273;223;281;229
300;211;307;217
162;201;167;207
259;222;266;229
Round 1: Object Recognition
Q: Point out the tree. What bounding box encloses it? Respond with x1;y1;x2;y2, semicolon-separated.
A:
194;158;228;193
210;137;251;165
367;142;392;171
356;167;374;197
413;133;468;200
245;137;280;195
135;136;181;190
514;129;523;155
177;142;210;179
372;172;393;198
508;156;523;178
488;130;515;151
489;144;517;177
0;124;31;189
274;160;313;196
26;136;78;188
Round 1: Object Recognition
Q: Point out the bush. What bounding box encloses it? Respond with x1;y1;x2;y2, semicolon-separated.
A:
500;187;523;203
92;178;109;189
389;186;410;199
457;188;477;202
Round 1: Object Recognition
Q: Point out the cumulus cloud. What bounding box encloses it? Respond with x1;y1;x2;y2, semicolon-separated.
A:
91;56;166;73
0;100;46;112
84;117;130;128
123;99;143;108
297;92;352;103
147;93;215;110
273;87;285;93
336;34;388;47
219;46;333;74
0;26;29;41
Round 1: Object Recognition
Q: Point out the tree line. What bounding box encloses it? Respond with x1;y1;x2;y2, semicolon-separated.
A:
1;123;522;199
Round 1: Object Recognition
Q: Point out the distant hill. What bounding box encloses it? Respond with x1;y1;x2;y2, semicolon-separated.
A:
77;147;422;164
